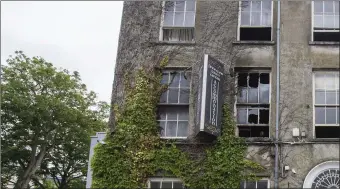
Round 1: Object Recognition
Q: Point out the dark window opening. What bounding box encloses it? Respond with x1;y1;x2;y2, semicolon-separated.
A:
249;73;259;88
238;126;269;137
260;73;269;84
315;126;340;138
163;28;195;42
238;73;248;87
259;109;269;124
314;32;340;42
240;27;271;41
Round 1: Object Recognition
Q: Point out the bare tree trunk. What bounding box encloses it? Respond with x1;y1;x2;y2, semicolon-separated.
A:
14;146;47;189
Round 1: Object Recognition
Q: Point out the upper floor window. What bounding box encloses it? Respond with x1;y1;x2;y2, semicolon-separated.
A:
157;70;190;139
312;1;340;42
148;178;185;189
314;72;340;138
240;179;270;189
236;71;270;138
160;1;196;42
238;1;273;41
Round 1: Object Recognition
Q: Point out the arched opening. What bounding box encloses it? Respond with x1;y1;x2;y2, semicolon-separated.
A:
303;161;340;189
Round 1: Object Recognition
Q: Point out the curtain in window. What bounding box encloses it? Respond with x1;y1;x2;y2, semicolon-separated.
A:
163;28;195;42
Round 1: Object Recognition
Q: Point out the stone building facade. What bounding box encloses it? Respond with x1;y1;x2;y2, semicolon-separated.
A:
88;1;339;188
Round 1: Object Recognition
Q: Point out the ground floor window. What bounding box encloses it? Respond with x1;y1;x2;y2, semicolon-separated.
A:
240;179;270;189
148;178;185;189
303;161;340;189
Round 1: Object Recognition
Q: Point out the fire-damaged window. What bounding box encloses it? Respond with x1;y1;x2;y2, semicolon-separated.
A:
161;1;196;42
238;1;273;41
240;179;270;189
236;71;270;137
312;1;339;42
157;70;190;139
314;72;340;138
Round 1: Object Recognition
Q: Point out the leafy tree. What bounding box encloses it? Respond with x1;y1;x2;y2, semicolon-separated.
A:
1;51;108;189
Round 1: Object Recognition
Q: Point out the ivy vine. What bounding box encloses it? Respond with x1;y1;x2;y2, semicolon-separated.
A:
91;57;263;189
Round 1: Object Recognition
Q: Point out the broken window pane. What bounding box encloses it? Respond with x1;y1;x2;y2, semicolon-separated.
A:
248;109;258;124
237;108;247;124
326;108;336;124
238;73;248;87
315;107;326;124
238;127;251;137
249;73;259;88
315;126;340;138
260;73;269;84
259;109;269;124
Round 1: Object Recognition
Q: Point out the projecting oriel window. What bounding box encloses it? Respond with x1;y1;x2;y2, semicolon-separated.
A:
238;1;273;41
236;71;271;138
148;178;185;189
157;70;190;139
160;1;196;42
240;179;270;189
313;72;340;138
312;1;340;42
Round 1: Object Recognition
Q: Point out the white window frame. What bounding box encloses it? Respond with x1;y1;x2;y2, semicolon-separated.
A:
234;70;272;138
237;1;274;41
311;1;340;41
147;178;184;189
159;1;196;42
241;178;271;189
312;71;340;138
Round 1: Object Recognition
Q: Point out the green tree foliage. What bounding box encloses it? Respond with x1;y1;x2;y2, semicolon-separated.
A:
91;57;264;189
1;51;108;189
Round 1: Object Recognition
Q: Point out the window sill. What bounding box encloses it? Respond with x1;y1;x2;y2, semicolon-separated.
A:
309;41;340;46
233;41;275;45
311;138;340;142
151;41;196;46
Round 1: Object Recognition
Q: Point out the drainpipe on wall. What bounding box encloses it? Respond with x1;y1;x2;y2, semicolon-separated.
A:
274;0;281;189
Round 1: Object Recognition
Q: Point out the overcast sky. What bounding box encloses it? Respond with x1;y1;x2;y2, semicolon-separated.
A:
1;1;124;103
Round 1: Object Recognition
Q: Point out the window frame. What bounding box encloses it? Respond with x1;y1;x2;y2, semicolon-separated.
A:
237;1;274;41
311;1;340;41
159;1;196;42
312;71;340;139
234;70;272;138
158;69;191;139
147;178;184;189
240;178;271;189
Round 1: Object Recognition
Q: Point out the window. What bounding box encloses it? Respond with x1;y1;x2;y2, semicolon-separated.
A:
148;178;185;189
158;70;190;139
238;1;273;41
313;72;340;138
161;1;196;42
236;71;270;137
240;179;270;189
312;1;340;42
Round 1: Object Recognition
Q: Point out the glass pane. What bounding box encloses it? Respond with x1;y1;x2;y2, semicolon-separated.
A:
165;1;175;11
175;1;185;11
262;12;272;26
161;181;172;188
314;1;323;13
164;12;174;26
240;181;245;189
179;89;190;103
150;181;161;188
238;87;248;103
324;1;334;13
315;90;326;104
259;109;269;124
324;15;335;28
248;109;259;124
337;107;340;124
257;180;268;189
178;107;189;120
315;73;325;89
170;72;181;87
158;107;167;120
162;73;169;84
251;12;261;26
180;72;190;88
174;12;185;26
168;88;179;103
160;91;168;103
160;121;166;137
241;1;251;11
166;121;177;137
241;12;251;25
263;1;272;12
335;16;339;28
248;88;258;103
315;107;326;124
252;1;261;11
326;91;337;104
237;108;247;124
186;1;195;11
326;108;336;124
167;107;178;120
335;1;339;13
246;181;256;189
325;73;336;89
185;12;195;27
337;91;339;104
177;121;188;137
259;84;269;103
314;15;323;28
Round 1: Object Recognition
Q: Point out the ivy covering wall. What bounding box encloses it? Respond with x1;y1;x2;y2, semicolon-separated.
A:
91;57;263;189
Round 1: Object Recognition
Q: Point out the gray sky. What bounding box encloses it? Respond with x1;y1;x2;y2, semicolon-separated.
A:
1;1;124;103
